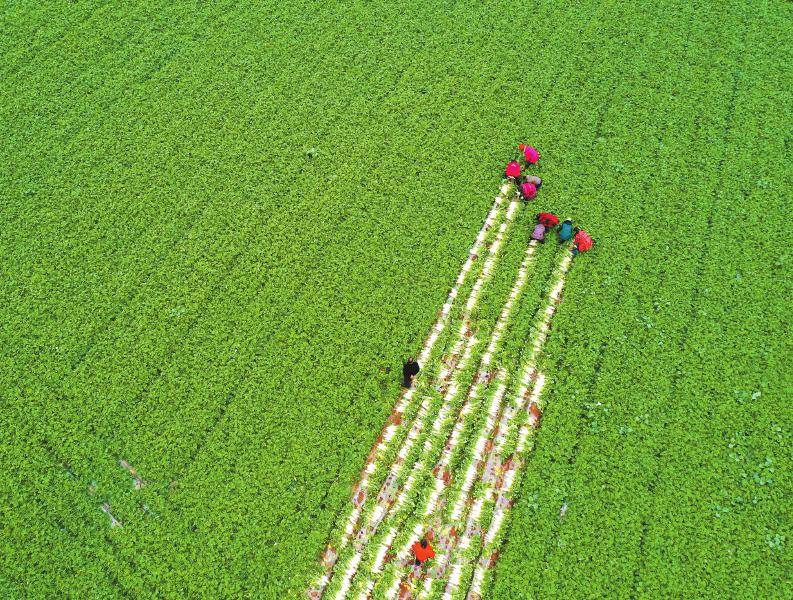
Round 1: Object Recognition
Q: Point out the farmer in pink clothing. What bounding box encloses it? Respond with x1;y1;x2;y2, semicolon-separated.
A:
519;181;537;201
519;144;540;164
519;175;542;201
505;161;521;181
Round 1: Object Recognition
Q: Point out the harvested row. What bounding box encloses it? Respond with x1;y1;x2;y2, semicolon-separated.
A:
311;168;576;599
327;198;511;589
378;252;572;599
313;203;576;599
310;182;520;598
355;239;544;597
325;193;524;599
441;253;572;599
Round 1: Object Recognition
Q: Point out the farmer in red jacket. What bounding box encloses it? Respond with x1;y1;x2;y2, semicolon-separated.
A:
572;228;594;256
537;212;559;229
412;538;436;566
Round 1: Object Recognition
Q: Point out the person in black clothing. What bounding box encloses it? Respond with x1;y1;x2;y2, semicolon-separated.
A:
402;358;420;388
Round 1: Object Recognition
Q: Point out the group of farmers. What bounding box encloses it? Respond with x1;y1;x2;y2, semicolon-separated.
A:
506;144;595;256
399;145;594;573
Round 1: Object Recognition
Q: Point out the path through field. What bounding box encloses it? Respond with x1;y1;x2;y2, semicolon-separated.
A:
310;184;575;600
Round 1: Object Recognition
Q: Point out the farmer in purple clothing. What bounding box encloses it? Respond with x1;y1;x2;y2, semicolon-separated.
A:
530;221;547;243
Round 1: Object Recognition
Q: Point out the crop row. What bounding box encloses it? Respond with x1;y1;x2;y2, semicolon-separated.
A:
312;183;576;599
382;253;572;599
339;199;529;599
314;183;523;598
318;189;552;600
322;188;532;592
364;242;547;598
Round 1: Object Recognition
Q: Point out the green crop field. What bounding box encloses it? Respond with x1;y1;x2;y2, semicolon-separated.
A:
1;0;790;598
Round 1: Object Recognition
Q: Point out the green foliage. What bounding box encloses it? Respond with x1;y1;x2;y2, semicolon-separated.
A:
0;0;789;598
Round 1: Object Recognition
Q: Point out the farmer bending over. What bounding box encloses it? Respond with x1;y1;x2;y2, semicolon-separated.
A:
572;228;594;256
519;176;542;201
519;143;540;164
537;212;559;229
505;161;521;182
412;538;436;567
531;221;547;243
403;358;420;388
519;181;537;201
558;219;574;243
